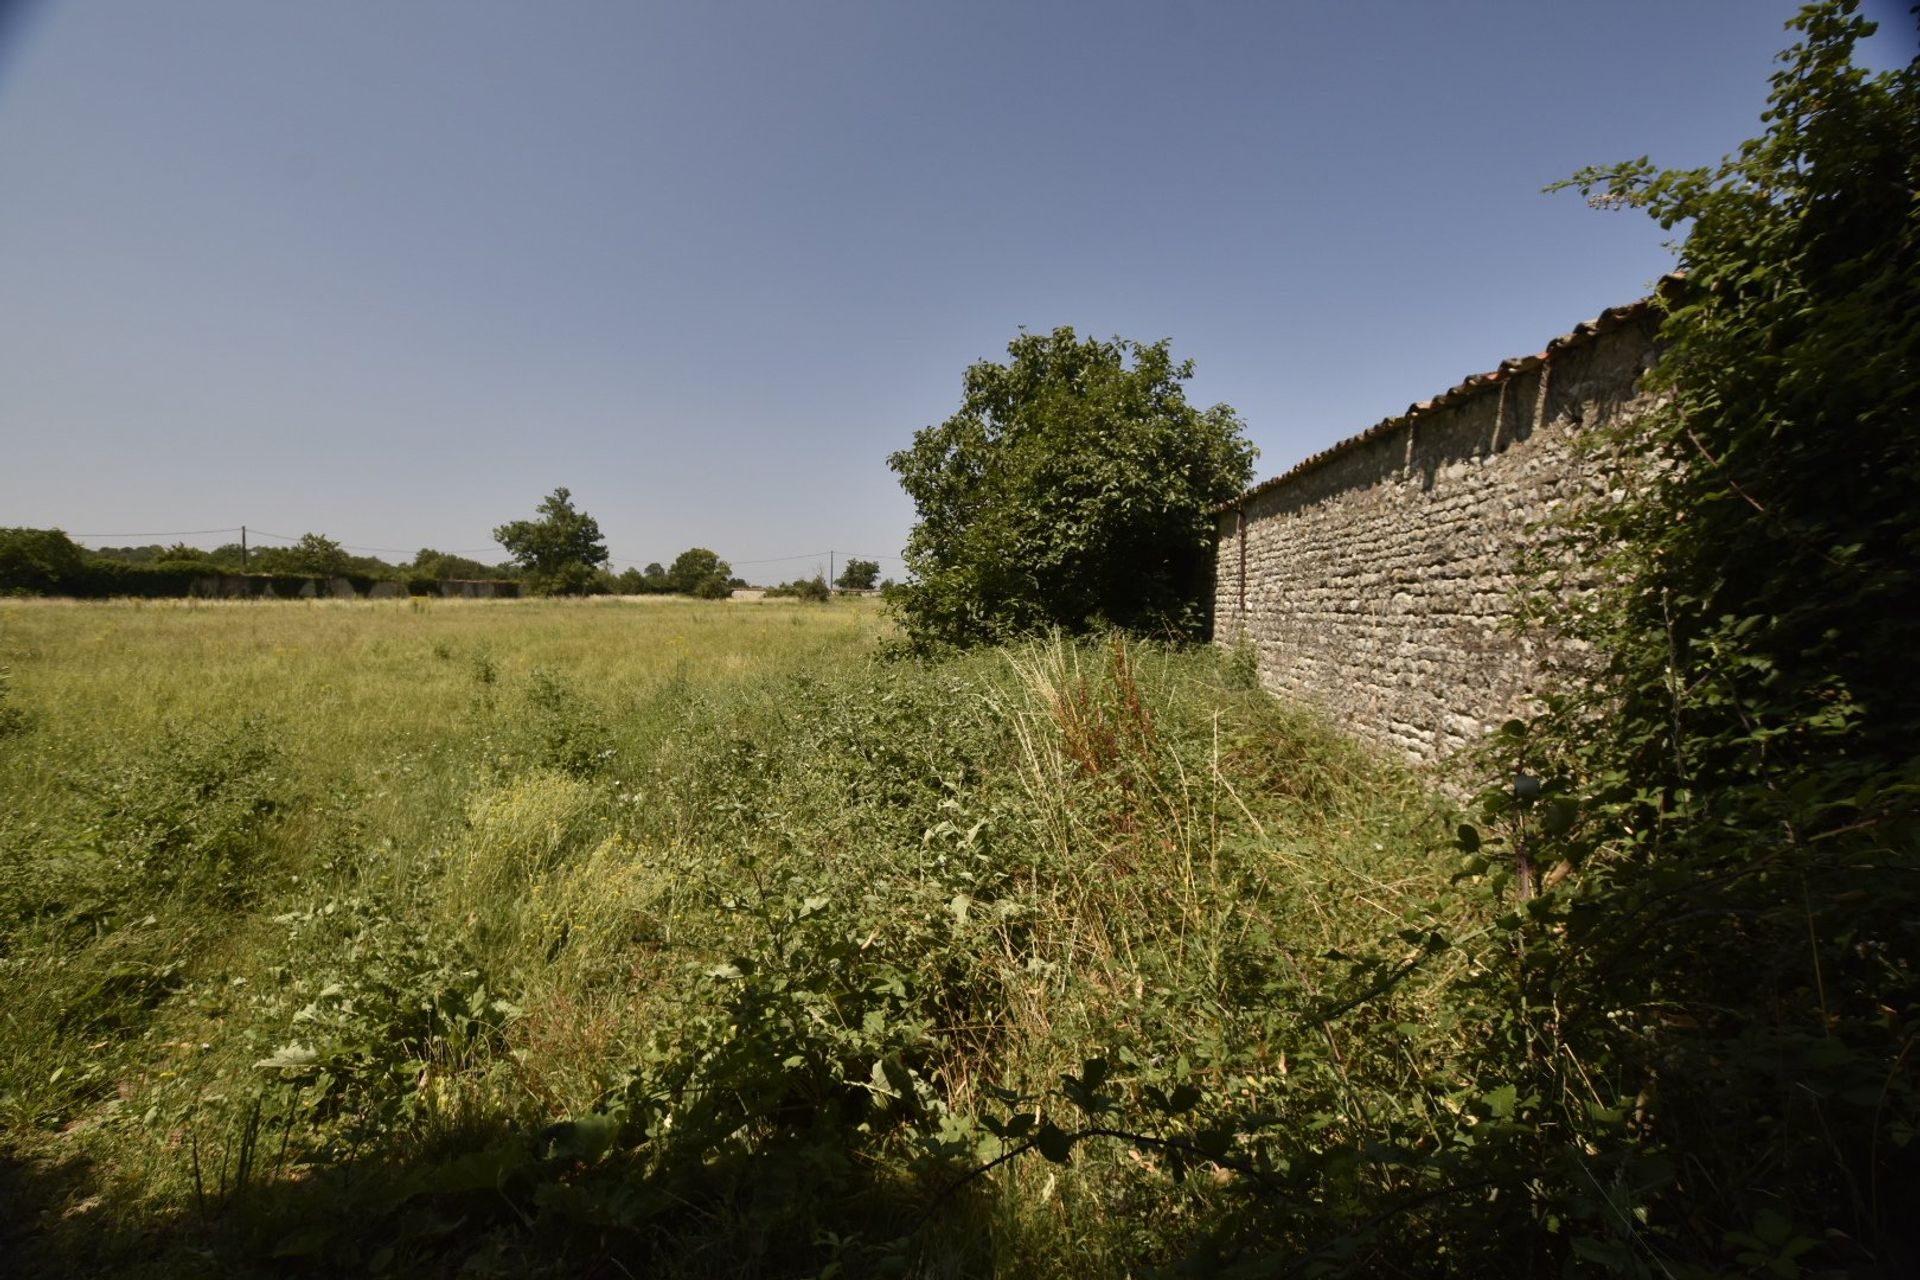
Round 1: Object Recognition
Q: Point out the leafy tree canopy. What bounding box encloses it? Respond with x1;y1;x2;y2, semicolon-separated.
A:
0;527;88;592
834;558;880;591
75;543;203;566
888;328;1255;648
493;488;609;595
668;547;732;598
412;548;513;582
766;574;831;601
286;533;350;578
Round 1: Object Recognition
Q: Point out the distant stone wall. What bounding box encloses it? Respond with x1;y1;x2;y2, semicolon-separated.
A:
1214;303;1660;767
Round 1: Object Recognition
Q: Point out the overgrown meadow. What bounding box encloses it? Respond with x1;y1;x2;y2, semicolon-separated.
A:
3;597;1537;1276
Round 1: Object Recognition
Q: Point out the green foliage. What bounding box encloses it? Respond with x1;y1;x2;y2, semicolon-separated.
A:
6;12;1908;1274
0;526;89;593
610;561;677;594
493;488;610;595
0;529;512;598
835;557;880;590
87;542;215;566
667;546;732;598
514;668;613;777
0;532;256;597
765;573;831;601
85;718;286;905
412;547;515;582
206;542;251;569
0;717;287;1136
888;328;1256;647
248;539;398;581
284;532;351;577
256;893;509;1146
0;602;1457;1276
1438;4;1920;1269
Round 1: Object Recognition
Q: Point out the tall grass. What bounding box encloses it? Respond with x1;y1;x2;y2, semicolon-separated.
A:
1;598;1472;1277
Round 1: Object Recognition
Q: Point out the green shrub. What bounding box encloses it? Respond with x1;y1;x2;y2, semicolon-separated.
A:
253;893;511;1148
516;668;613;777
764;574;831;601
86;717;285;903
0;527;89;593
1429;4;1920;1269
888;329;1256;648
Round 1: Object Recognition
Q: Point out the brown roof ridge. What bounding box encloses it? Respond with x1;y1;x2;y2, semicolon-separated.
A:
1217;275;1681;513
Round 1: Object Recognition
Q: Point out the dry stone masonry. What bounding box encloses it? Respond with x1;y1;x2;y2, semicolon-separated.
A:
1215;298;1662;767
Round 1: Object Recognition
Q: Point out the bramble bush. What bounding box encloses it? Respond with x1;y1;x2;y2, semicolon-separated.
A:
1443;3;1919;1271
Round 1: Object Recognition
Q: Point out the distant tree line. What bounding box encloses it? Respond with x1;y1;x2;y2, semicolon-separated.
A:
1;489;802;601
77;536;521;582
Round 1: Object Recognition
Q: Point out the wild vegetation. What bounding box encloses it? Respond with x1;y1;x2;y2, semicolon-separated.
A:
1;6;1910;1277
2;508;742;601
0;598;1475;1277
763;573;833;601
1479;3;1919;1268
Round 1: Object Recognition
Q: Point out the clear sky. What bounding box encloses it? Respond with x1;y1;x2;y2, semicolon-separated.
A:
1;1;1911;579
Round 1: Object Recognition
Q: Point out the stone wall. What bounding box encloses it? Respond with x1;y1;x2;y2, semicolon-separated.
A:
1214;301;1660;767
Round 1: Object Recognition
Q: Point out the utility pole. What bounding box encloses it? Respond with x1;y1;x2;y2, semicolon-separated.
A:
240;525;248;571
828;550;834;592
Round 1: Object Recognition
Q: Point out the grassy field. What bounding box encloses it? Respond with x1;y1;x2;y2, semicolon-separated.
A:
0;597;1482;1277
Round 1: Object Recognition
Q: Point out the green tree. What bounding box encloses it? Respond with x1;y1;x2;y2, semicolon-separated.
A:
286;533;351;578
668;547;732;599
834;558;879;591
206;543;250;571
766;574;830;602
888;328;1255;647
0;527;88;593
412;548;511;582
493;488;610;595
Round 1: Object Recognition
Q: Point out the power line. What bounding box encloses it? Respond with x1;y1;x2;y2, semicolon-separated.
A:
725;550;906;566
337;542;500;556
69;527;242;539
727;550;832;566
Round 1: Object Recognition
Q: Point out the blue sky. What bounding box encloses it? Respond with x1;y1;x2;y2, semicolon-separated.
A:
1;1;1910;579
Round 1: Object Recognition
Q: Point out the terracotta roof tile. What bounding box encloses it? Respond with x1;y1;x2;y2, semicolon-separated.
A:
1219;278;1680;514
